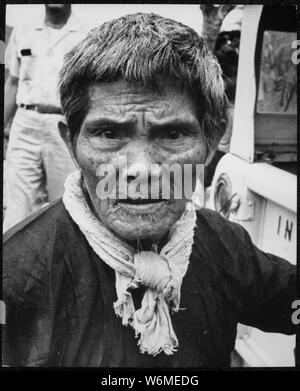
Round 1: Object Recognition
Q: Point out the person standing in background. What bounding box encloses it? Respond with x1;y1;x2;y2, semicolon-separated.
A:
3;4;86;232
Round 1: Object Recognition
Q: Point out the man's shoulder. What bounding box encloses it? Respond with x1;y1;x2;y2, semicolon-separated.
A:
67;12;89;34
195;207;248;248
196;207;243;233
12;15;43;37
3;200;79;303
3;200;75;254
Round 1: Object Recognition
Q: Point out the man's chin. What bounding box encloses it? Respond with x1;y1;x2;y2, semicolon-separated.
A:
46;4;68;11
109;220;171;242
47;4;66;8
105;206;180;242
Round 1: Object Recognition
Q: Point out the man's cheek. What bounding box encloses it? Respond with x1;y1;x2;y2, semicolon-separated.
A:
75;154;105;197
76;142;110;175
163;143;206;166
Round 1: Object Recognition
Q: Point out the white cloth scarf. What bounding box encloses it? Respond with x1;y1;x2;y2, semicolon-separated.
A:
63;170;197;356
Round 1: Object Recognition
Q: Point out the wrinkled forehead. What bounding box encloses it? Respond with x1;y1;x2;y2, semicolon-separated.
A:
86;78;199;121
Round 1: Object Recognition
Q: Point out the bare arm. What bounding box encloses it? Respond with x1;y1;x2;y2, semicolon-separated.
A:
4;73;19;134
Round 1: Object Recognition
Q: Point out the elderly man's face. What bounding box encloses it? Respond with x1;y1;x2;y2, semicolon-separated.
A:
73;80;206;242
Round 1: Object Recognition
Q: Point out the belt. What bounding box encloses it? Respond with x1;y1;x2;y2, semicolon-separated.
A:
19;103;62;115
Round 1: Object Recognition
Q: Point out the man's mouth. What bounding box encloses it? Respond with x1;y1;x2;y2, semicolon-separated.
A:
115;198;171;211
118;198;168;205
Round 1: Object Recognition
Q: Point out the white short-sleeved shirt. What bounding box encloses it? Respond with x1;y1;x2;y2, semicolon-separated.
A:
6;13;86;107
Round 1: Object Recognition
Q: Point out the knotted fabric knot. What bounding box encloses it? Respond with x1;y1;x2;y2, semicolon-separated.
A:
134;252;172;292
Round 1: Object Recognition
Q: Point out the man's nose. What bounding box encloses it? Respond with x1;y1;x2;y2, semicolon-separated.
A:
125;143;159;182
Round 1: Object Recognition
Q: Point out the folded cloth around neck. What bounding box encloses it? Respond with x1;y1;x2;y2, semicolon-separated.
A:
63;170;197;356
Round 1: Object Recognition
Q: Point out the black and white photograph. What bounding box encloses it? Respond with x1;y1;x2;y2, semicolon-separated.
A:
0;2;298;373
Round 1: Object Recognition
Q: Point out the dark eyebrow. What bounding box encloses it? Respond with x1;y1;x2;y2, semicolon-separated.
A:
82;117;201;137
83;117;136;129
148;119;201;136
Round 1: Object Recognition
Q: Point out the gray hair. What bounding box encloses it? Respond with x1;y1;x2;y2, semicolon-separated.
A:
59;12;227;153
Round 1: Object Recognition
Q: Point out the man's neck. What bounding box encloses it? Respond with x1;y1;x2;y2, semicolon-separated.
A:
128;235;169;253
45;8;71;29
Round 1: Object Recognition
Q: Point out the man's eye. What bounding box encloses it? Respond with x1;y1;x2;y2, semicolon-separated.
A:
165;129;182;140
99;129;117;139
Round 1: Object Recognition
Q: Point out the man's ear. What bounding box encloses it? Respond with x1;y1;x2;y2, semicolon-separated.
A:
58;119;78;167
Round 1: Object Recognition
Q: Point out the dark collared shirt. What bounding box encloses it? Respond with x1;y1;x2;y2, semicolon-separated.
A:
2;200;296;367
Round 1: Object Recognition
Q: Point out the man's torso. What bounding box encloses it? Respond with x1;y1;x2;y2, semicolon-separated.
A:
3;201;244;367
